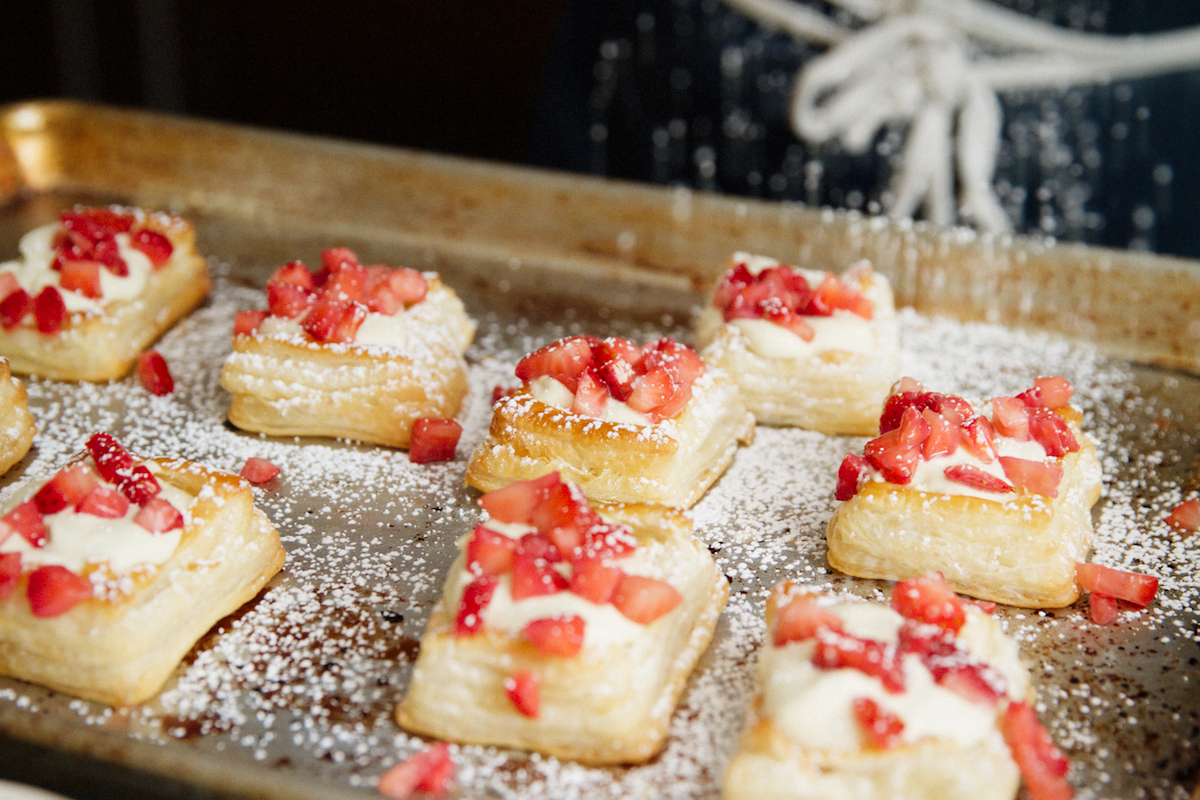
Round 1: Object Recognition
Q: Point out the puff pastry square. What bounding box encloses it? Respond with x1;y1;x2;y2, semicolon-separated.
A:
397;473;728;764
0;207;210;381
696;253;899;435
0;359;34;476
465;335;754;508
722;578;1069;800
0;433;285;705
220;249;474;450
826;377;1102;608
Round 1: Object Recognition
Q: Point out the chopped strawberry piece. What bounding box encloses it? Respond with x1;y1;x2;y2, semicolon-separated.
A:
771;309;816;341
321;246;360;273
266;281;315;319
137;350;175;396
322;261;368;303
90;236;127;275
61;207;133;236
119;464;162;506
611;574;682;624
999;457;1063;497
991;396;1031;440
894;406;931;450
944;464;1013;494
58;259;103;298
1166;498;1200;531
454;576;497;635
864;428;921;484
1028;408;1079;457
268;260;316;289
1089;593;1119;625
504;670;540;718
568;556;623;603
641;338;706;384
571;368;609;417
835;453;870;501
936;661;1008;704
301;295;358;342
34;465;99;514
0;553;20;601
510;552;569;600
515;531;562;564
1001;701;1073;800
1034;376;1074;409
478;472;562;524
377;742;455;799
409;418;462;463
522;615;586;657
879;389;958;434
712;262;755;311
233;309;269;336
0;286;27;329
86;432;135;483
815;273;874;319
595;355;637;402
1016;385;1044;408
240;457;280;483
961;416;999;463
579;522;637;561
26;565;93;617
131;228;173;267
515;336;595;393
1074;563;1159;607
491;385;517;404
594;336;644;373
891;573;967;632
3;501;48;548
531;480;600;556
921;408;960;459
773;596;845;646
33;286;69;334
367;266;427;313
0;271;20;299
133;496;184;534
852;697;904;748
644;379;693;422
466;525;518;576
77;485;131;518
812;629;905;692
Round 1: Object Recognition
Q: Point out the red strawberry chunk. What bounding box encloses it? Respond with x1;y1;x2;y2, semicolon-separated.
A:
0;553;20;601
34;465;99;514
34;286;69;334
504;670;540;718
531;480;600;552
1089;593;1119;625
77;485;131;518
522;614;586;657
1017;385;1044;408
61;208;133;236
944;464;1013;494
1028;408;1079;457
367;267;427;313
321;247;360;273
1001;701;1073;800
454;576;497;635
879;390;956;434
773;596;845;646
266;281;315;319
323;261;368;303
478;472;561;524
233;309;269;336
594;336;644;373
816;273;874;318
595;356;637;402
466;525;518;576
834;453;870;501
0;271;21;299
3;501;48;547
130;228;173;267
492;384;517;404
133;496;184;534
90;236;127;276
921;408;960;459
377;742;455;799
812;629;905;693
891;573;967;632
1074;563;1159;607
611;574;682;624
510;552;569;600
864;429;921;484
1166;498;1200;531
0;286;29;329
301;295;358;343
58;259;103;298
515;336;595;393
852;697;904;748
1033;376;1074;409
269;260;316;289
641;338;706;384
86;432;135;483
999;457;1063;497
137;350;175;396
27;565;93;617
568;556;623;604
120;464;162;506
571;368;609;417
579;522;637;561
894;406;931;450
515;532;563;563
991;396;1031;440
409;418;462;463
240;457;280;484
961;416;999;463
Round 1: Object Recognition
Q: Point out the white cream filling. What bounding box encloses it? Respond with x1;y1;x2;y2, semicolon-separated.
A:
257;305;410;348
527;374;653;425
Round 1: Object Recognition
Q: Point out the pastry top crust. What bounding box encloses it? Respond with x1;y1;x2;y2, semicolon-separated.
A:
0;358;34;476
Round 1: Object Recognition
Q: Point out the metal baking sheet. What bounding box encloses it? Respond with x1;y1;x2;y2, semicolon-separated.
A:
0;101;1197;800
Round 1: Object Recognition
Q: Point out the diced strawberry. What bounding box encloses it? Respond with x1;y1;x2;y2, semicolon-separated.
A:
991;396;1031;440
0;518;14;547
131;228;173;267
594;336;644;372
815;273;874;319
571;368;609;417
322;261;368;303
1028;408;1079;457
773;596;845;646
568;556;623;603
504;670;540;718
935;661;1008;705
879;389;950;434
266;281;315;319
0;553;20;601
3;501;48;548
119;464;162;505
90;236;127;276
1017;385;1045;409
86;432;135;483
712;262;755;311
367;267;427;313
944;464;1013;494
268;260;316;289
61;207;133;236
239;457;280;484
531;481;599;556
233;309;269;336
769;309;816;341
478;472;562;524
133;496;184;534
33;465;99;514
894;406;931;450
515;336;595;393
515;531;562;563
34;286;68;334
377;742;455;799
921;408;960;459
1166;498;1200;531
454;576;497;635
595;355;637;401
58;259;103;298
864;429;921;484
626;366;682;416
852;697;903;748
26;565;93;618
1089;593;1119;625
891;573;967;632
409;418;462;463
641;338;706;384
961;416;999;463
321;246;360;273
466;525;518;576
491;385;517;405
1034;376;1075;410
137;350;175;396
578;522;637;561
301;295;357;343
1074;563;1159;607
77;485;130;518
812;629;906;693
0;271;20;299
522;615;586;657
611;574;682;624
835;453;870;501
645;381;693;422
1001;701;1073;800
0;286;26;329
510;552;568;600
999;457;1062;497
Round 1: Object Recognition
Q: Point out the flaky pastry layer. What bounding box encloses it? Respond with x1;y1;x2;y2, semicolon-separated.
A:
0;360;34;476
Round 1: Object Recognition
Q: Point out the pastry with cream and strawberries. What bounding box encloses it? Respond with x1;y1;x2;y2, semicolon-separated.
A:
0;432;285;705
695;252;898;435
220;247;474;450
723;577;1073;800
827;376;1102;608
0;359;34;476
396;472;728;764
0;206;210;381
464;334;754;508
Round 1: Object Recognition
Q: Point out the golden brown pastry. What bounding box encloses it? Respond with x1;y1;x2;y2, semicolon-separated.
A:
397;473;728;764
0;433;285;705
696;253;899;435
220;248;474;449
0;359;34;475
0;207;210;381
465;335;754;508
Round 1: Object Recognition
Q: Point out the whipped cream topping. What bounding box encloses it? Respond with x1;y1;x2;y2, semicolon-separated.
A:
527;374;654;426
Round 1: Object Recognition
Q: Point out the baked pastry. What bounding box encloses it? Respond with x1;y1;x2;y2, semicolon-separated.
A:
0;206;210;381
0;359;35;475
396;472;729;764
695;252;898;435
464;335;754;508
723;576;1073;800
220;248;474;449
827;376;1102;608
0;432;286;705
